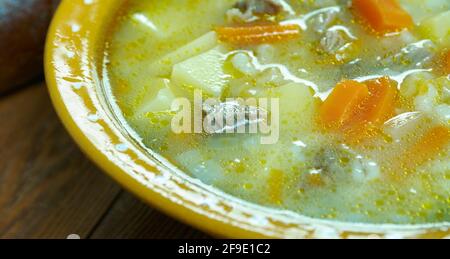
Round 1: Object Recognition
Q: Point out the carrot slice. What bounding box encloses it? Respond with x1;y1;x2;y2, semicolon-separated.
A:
341;77;398;141
320;80;370;129
216;24;300;45
406;126;450;166
320;77;399;143
356;77;398;124
391;126;450;179
352;0;413;33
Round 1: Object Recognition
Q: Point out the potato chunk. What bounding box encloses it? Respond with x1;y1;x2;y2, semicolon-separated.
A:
418;10;450;45
263;82;318;133
150;31;219;76
401;73;450;124
171;47;230;97
133;78;177;118
137;87;176;115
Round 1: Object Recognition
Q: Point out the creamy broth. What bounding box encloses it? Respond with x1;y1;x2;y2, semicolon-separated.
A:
106;0;450;224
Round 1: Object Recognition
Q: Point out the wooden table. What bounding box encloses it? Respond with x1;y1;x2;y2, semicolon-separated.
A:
0;82;208;239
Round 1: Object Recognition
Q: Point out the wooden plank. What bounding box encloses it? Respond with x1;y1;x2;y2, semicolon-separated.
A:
90;191;209;239
0;84;121;239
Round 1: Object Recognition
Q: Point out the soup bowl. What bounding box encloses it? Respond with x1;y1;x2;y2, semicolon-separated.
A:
45;0;450;239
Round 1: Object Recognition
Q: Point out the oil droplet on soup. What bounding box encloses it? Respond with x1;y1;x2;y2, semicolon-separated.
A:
106;0;450;224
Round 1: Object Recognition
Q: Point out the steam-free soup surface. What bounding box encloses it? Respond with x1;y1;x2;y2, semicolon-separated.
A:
107;0;450;224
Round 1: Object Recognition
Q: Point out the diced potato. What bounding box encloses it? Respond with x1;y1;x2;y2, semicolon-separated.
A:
131;0;235;40
435;104;450;124
399;0;450;23
400;72;434;99
149;31;219;76
262;82;318;133
418;10;450;45
115;78;170;117
171;47;230;97
401;73;450;123
132;78;176;117
277;83;316;115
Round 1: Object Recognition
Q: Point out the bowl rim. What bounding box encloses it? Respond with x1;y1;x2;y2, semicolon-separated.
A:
44;0;450;239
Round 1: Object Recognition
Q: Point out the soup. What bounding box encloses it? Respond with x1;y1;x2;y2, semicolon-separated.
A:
106;0;450;224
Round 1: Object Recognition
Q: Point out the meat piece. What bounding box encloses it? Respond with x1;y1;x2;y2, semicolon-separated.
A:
381;40;436;71
300;144;380;189
321;29;349;54
227;0;293;23
203;100;267;134
234;0;281;16
309;7;339;33
320;26;357;62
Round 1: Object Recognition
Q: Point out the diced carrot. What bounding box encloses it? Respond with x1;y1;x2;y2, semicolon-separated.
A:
321;77;399;143
320;80;370;129
352;0;413;34
404;126;450;168
343;78;398;142
390;126;450;179
354;77;398;125
216;24;300;45
444;50;450;74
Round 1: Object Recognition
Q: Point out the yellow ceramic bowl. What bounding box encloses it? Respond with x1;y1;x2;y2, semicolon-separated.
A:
45;0;450;239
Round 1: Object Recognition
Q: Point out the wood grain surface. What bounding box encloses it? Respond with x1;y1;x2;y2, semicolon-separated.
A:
0;84;208;239
90;191;209;239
